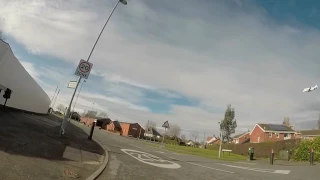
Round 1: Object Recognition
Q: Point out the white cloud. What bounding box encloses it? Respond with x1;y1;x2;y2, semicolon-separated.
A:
2;0;320;135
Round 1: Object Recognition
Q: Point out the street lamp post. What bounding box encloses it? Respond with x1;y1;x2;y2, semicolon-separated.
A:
52;89;60;109
72;80;86;113
218;121;222;158
50;86;58;107
59;0;128;135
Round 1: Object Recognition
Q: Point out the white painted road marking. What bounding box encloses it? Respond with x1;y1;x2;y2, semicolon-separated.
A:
234;162;257;165
274;170;291;174
121;149;181;169
155;151;165;154
129;143;144;150
166;156;234;174
217;163;291;174
186;162;235;174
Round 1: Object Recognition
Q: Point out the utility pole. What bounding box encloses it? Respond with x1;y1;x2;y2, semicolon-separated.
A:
203;132;206;146
138;127;142;139
72;80;86;113
218;121;222;158
50;86;58;107
52;89;60;110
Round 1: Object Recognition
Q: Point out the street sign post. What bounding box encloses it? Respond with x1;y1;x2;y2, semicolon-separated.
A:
67;81;77;89
59;0;127;136
161;121;170;147
75;59;93;79
162;121;170;129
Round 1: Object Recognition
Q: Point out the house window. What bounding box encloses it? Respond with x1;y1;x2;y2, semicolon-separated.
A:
275;133;279;138
269;132;272;137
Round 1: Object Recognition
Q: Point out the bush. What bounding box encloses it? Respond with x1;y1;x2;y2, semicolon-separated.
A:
292;137;320;162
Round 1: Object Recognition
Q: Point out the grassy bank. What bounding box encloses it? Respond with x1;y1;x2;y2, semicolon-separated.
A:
146;143;246;161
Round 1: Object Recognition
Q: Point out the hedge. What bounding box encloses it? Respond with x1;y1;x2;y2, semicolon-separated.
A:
292;137;320;162
207;139;301;159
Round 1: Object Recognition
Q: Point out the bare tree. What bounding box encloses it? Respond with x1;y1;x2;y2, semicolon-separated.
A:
85;110;98;118
57;104;65;112
98;112;108;118
168;124;181;138
283;117;290;127
181;134;186;142
145;120;156;130
190;131;199;143
81;110;87;117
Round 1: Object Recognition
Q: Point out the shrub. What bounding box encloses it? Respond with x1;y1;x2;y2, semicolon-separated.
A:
292;137;320;162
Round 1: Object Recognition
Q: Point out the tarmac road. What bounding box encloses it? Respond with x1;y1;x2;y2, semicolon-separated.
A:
74;123;319;180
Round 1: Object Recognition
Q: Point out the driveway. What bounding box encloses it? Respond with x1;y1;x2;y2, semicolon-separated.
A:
74;122;319;180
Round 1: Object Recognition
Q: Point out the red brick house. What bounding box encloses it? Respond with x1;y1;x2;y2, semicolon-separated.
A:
96;118;112;129
119;122;145;138
80;117;96;126
232;132;250;144
206;136;220;145
250;124;296;143
297;130;320;140
106;120;122;132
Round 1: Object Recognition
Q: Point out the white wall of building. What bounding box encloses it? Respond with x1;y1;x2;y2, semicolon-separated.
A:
0;40;50;114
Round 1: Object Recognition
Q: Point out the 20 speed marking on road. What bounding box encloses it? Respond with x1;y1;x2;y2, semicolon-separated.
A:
121;149;181;169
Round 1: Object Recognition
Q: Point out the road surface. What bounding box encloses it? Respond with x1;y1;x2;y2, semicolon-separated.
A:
75;123;319;180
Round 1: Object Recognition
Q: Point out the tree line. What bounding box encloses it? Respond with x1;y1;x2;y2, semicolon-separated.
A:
56;104;108;119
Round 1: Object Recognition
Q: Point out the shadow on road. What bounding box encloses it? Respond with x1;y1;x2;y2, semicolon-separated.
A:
0;110;104;161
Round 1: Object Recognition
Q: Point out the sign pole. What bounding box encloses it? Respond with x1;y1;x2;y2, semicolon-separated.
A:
59;77;81;135
59;0;126;136
161;127;166;148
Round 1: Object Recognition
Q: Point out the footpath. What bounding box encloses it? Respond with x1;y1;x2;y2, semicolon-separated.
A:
0;110;105;180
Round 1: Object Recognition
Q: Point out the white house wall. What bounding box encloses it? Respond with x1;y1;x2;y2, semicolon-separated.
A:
0;40;50;114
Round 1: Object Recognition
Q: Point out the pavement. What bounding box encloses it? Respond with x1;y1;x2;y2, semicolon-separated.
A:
0;110;105;180
73;121;320;180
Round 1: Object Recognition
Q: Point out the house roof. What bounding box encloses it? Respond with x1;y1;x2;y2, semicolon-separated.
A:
233;132;250;139
112;121;121;129
119;121;140;125
97;118;111;123
206;137;213;141
257;124;295;132
206;137;219;144
145;127;162;137
241;137;250;144
299;130;320;136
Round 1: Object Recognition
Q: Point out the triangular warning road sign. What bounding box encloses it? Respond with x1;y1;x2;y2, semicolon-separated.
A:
162;121;170;129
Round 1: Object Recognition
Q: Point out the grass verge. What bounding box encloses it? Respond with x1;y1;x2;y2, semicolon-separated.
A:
146;143;246;161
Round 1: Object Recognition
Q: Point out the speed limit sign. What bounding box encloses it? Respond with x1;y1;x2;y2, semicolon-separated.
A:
75;59;93;79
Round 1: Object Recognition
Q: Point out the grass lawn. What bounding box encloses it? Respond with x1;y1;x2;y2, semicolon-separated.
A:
146;143;246;161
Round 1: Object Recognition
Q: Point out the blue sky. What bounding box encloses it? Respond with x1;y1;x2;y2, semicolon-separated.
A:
1;0;320;138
